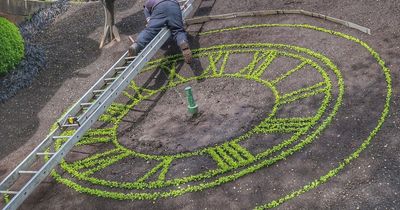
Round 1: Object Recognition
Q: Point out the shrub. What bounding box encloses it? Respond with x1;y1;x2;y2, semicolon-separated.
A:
0;17;25;76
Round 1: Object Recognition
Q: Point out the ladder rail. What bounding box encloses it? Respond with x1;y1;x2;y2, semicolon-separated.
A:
0;129;61;191
56;51;128;127
0;53;128;196
74;0;194;125
2;27;172;210
1;0;194;209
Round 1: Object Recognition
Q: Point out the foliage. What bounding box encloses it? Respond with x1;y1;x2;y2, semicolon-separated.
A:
0;17;24;76
3;193;10;204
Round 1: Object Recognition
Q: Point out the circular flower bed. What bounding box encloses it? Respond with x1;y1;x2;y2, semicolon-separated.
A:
24;23;390;209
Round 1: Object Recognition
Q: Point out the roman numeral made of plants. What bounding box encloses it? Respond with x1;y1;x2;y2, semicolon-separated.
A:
202;51;230;76
277;82;328;106
135;158;173;183
208;142;255;170
68;148;131;177
238;50;277;78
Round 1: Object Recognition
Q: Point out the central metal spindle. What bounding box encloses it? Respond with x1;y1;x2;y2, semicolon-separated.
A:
184;86;198;116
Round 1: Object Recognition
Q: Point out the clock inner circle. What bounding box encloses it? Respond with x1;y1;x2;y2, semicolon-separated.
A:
117;77;276;155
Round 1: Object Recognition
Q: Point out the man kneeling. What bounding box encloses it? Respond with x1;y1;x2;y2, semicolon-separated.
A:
129;0;192;64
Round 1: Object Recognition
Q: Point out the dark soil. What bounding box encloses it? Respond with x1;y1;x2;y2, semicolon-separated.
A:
0;0;69;103
0;0;399;209
118;77;274;155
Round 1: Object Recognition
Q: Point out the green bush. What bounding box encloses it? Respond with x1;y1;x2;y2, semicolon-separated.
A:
0;17;24;76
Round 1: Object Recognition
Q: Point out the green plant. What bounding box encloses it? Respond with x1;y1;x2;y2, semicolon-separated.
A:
0;17;24;76
3;193;10;204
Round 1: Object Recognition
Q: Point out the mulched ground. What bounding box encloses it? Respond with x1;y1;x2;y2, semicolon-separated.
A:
1;0;399;209
0;0;69;102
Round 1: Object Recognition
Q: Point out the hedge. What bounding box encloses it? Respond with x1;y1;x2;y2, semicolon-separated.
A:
0;17;24;76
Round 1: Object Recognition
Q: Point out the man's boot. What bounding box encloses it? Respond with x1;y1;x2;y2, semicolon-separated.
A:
179;42;192;64
128;42;140;57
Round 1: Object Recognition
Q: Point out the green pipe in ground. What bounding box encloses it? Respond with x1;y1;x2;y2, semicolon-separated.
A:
184;86;198;115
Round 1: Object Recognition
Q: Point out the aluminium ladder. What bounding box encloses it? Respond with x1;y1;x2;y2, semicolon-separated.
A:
0;0;194;209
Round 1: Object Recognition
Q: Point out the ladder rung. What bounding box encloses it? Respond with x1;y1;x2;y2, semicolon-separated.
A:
115;66;127;71
53;136;72;139
80;102;93;107
19;171;38;174
125;56;136;60
0;190;18;195
37;152;56;156
62;124;79;127
93;89;105;94
104;77;116;83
